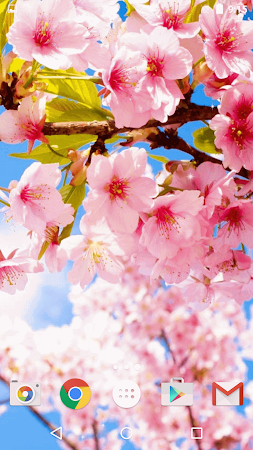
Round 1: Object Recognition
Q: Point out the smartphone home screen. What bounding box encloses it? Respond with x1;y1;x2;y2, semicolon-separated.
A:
0;0;253;449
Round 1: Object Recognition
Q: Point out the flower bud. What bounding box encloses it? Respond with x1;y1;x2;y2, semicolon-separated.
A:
192;62;213;88
68;149;88;186
165;160;195;174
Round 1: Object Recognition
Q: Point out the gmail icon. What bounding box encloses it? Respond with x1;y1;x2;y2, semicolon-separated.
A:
212;382;243;406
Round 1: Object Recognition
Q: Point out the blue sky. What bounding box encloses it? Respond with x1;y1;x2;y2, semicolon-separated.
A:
0;2;253;450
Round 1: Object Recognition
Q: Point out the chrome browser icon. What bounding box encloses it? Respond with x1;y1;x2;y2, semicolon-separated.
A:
60;378;91;410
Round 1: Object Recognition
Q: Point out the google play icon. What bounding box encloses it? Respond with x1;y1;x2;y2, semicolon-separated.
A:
170;386;185;402
161;379;193;406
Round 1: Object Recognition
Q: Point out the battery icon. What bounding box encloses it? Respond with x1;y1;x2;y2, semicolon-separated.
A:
215;3;224;14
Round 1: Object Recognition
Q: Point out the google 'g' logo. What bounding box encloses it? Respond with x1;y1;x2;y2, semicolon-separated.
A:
60;378;91;410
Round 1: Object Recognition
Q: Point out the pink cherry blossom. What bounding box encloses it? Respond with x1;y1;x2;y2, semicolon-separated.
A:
168;161;236;219
175;264;236;310
101;46;150;128
73;0;119;38
61;217;128;287
0;95;48;154
151;243;205;284
210;84;253;171
28;204;75;273
204;244;252;280
204;73;239;99
84;148;157;234
216;199;253;248
199;6;253;79
123;26;193;122
140;190;204;260
75;0;119;24
134;0;200;38
9;162;71;234
0;249;43;294
7;0;89;70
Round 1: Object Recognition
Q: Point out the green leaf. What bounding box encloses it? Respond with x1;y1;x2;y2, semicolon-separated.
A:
8;57;26;74
209;0;217;7
46;97;110;123
125;0;136;15
38;241;50;260
193;126;219;154
60;184;85;210
0;0;11;51
147;153;168;164
59;184;86;241
157;186;183;197
185;0;208;22
37;68;103;107
10;134;95;164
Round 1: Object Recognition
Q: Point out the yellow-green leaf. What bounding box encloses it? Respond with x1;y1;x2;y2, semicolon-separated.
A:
60;184;85;210
10;134;95;164
0;0;11;51
8;57;26;74
46;98;110;123
193;126;219;154
185;0;208;22
59;184;86;240
37;68;102;107
125;0;136;15
148;153;168;164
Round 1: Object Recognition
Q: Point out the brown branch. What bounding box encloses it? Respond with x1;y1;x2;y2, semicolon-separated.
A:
86;136;107;166
92;420;100;450
41;103;251;180
0;374;78;450
150;129;249;180
161;329;177;365
42;104;218;139
187;406;203;450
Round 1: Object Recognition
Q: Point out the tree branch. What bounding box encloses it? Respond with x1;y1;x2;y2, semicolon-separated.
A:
149;129;249;180
160;329;177;365
92;420;100;450
42;104;218;139
187;406;203;450
41;103;251;180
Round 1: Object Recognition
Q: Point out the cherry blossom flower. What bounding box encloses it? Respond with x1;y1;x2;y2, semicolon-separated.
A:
167;161;236;219
28;204;75;273
84;148;157;234
140;190;204;260
199;6;253;79
73;0;119;38
204;73;239;99
134;0;200;38
210;84;253;171
0;249;43;294
0;95;48;154
61;217;129;287
216;200;253;248
7;0;89;70
123;26;193;122
9;162;72;234
101;46;150;128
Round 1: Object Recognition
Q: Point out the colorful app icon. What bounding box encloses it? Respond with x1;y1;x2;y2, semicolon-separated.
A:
212;381;243;406
113;380;141;408
10;380;41;406
60;378;91;410
161;377;193;406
